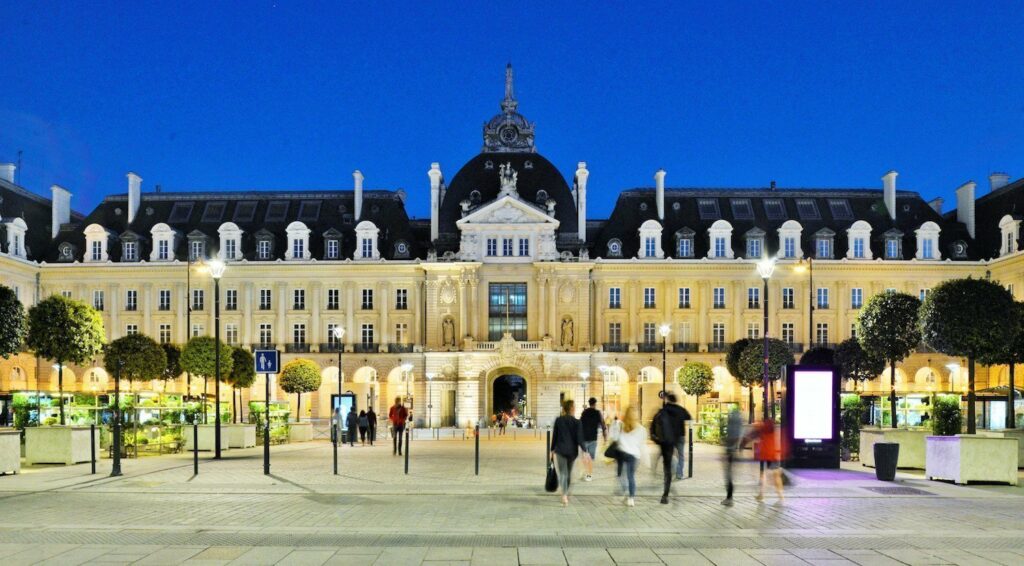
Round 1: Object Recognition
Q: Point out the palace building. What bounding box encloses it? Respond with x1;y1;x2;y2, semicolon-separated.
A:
2;65;1023;430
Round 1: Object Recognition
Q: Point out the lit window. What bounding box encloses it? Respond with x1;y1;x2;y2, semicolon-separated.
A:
853;238;865;259
886;239;900;259
362;289;374;310
189;240;204;261
608;322;622;345
712;323;726;346
816;238;831;258
259;288;272;310
851;288;863;309
486;238;497;257
224;239;237;260
225;289;237;311
643;287;656;308
713;287;726;309
502;238;514;256
257;240;272;260
609;287;621;309
714;237;727;258
678;287;690;309
817;288;829;309
782;287;794;309
747;287;760;309
922;238;934;259
293;289;306;310
396;289;408;310
782;323;794;344
783;237;796;258
126;290;138;312
746;238;762;259
519;238;530;256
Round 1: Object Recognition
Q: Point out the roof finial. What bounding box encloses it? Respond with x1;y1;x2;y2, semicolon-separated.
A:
502;62;518;113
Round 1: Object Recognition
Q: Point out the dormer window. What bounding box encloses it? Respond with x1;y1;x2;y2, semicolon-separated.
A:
158;240;170;260
91;241;103;261
675;228;695;258
637;220;663;259
326;239;339;259
123;241;138;262
354;221;380;260
84;223;112;263
189;240;205;261
846;220;873;259
4;217;27;259
149;223;177;262
884;229;903;259
257;240;272;260
999;215;1020;257
707;220;734;259
224;239;237;260
217;222;243;261
744;228;765;259
814;229;835;259
778;220;803;259
607;238;623;258
361;238;372;258
914;221;941;260
285;221;311;261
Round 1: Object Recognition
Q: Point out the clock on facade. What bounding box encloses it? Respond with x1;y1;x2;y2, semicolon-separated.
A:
499;126;518;144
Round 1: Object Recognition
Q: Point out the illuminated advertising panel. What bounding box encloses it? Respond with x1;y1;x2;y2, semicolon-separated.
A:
792;369;834;440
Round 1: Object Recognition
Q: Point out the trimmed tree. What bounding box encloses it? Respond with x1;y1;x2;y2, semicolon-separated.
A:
800;346;835;366
180;336;234;422
920;278;1015;434
0;284;27;360
26;295;105;425
982;301;1024;429
857;291;920;429
834;338;885;392
677;361;713;410
279;359;322;422
105;334;167;462
737;339;795;422
228;348;256;423
725;338;753;421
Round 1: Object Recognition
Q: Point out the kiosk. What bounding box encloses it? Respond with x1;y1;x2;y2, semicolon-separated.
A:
783;365;840;469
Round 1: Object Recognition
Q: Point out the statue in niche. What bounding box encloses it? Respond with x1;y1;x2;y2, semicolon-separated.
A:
560;317;574;347
442;317;456;348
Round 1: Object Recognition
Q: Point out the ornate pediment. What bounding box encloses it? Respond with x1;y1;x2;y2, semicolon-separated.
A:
456;195;559;229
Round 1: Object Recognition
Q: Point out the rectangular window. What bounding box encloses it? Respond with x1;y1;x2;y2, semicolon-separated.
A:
327;288;340;310
922;238;934;259
502;238;513;256
125;324;139;336
919;288;930;302
293;289;305;310
61;289;72;298
677;322;692;344
850;323;858;339
816;238;831;258
126;290;138;312
225;289;237;311
158;324;171;345
326;239;339;259
853;238;865;259
609;287;621;309
608;322;622;345
697;198;721;220
817;288;829;309
795;199;821;220
224;239;237;260
327;323;341;345
713;287;726;309
191;289;204;311
782;287;794;309
783;237;796;258
361;238;374;258
730;198;754;220
763;199;787;220
851;288;863;309
518;238;530;256
360;323;374;346
747;287;760;309
486;238;497;256
644;237;656;258
678;287;690;309
191;323;204;338
677;238;692;257
782;323;795;344
157;239;169;261
643;287;656;308
395;288;408;310
259;323;273;346
257;240;271;260
292;238;305;259
488;283;527;340
395;323;408;344
293;324;307;345
712;323;726;346
91;240;103;261
643;322;656;345
816;323;829;346
123;242;137;261
361;289;374;310
746;238;762;259
189;240;204;261
225;324;239;345
259;288;272;310
747;322;760;340
158;289;171;311
714;237;727;258
886;239;899;259
93;290;104;311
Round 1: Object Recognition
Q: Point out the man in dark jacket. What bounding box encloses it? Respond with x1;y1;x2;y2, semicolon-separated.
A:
653;393;692;504
579;397;606;481
366;407;377;445
345;407;358;447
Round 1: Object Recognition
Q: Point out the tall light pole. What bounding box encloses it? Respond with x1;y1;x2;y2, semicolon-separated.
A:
426;373;434;428
795;257;814;348
333;326;344;475
579;371;589;411
401;362;414;422
207;259;226;459
757;257;777;421
598;365;608;415
659;324;671;406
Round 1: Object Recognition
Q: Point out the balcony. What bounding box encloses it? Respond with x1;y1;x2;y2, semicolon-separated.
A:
603;342;628;353
319;342;343;353
249;343;277;352
811;342;836;350
353;342;378;354
388;343;414;353
638;342;662;353
707;342;731;353
785;342;804;354
285;343;310;353
673;342;698;353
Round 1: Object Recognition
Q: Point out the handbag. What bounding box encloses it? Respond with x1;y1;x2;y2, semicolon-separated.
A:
603;441;621;460
545;462;558;493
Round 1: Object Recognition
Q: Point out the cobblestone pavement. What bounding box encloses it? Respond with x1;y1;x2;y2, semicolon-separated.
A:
1;434;1023;565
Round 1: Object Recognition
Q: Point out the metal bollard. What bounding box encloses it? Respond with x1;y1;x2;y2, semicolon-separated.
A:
333;424;338;476
90;424;96;475
404;430;410;475
193;424;199;476
475;425;480;475
545;429;551;467
688;428;694;478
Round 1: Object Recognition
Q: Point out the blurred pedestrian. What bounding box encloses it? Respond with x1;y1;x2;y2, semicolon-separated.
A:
615;406;648;507
346;406;358;447
366;406;377;445
389;397;408;455
550;399;590;507
748;417;785;503
608;415;624;485
579;397;606;481
358;410;369;445
650;393;691;504
722;407;743;506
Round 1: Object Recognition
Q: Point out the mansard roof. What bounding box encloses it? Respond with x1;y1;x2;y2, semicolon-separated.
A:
0;179;84;261
972;177;1024;259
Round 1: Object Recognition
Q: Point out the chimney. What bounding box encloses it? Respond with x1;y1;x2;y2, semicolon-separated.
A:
990;172;1011;192
51;184;72;239
956;181;976;239
428;163;443;241
126;172;142;224
353;170;364;220
654;169;666;220
927;197;943;215
882;170;898;220
0;163;15;183
769;180;776;191
575;162;589;242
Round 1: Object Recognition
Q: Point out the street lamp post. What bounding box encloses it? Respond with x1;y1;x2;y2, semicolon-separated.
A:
207;260;226;459
579;371;589;411
333;326;344;475
757;257;777;421
598;365;608;415
659;324;671;405
401;362;414;423
426;373;434;428
111;359;123;477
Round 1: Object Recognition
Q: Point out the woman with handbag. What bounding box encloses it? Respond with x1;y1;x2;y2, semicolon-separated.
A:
614;406;648;507
549;399;590;507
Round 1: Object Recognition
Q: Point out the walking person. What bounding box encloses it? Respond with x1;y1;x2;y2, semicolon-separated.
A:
549;399;590;507
366;406;376;446
389;397;409;456
651;393;692;504
615;406;648;507
346;406;358;447
358;410;369;446
722;407;743;506
749;417;785;503
608;415;624;487
579;397;606;481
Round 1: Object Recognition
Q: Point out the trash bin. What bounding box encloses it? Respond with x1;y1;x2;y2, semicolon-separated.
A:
873;442;899;481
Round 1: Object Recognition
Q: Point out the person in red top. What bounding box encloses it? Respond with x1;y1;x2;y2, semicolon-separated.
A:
388;397;409;456
747;418;786;503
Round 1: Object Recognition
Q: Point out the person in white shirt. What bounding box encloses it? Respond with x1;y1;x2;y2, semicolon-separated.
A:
612;406;649;507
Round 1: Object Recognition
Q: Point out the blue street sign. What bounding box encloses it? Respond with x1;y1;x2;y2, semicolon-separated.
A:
254;350;280;374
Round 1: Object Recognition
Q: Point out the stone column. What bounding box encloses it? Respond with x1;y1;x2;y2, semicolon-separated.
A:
697;281;709;348
468;279;479;340
344;282;355;347
176;282;186;344
537;276;547;339
311;281;322;346
109;283;120;339
548;277;558;343
276;282;287;346
413;280;423;346
628;282;639;346
242;282;253;345
733;280;744;343
142;283;153;336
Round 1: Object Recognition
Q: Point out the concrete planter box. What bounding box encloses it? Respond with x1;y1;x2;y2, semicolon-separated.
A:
0;429;20;474
24;426;99;465
289;422;313;442
926;435;1018;485
859;428;928;469
183;424;229;452
977;429;1024;467
225;424;256;448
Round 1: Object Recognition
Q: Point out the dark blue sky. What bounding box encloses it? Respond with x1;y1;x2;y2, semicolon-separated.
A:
2;2;1022;219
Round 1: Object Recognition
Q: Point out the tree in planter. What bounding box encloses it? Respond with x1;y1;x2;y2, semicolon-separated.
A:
736;339;795;423
279;359;322;422
677;361;714;411
104;334;167;469
857;291;920;429
160;343;182;406
920;278;1015;434
834;338;885;393
800;346;835;366
840;395;865;459
26;295;105;425
725;339;753;422
981;301;1024;429
180;336;234;422
228;348;256;423
0;284;27;360
931;395;963;436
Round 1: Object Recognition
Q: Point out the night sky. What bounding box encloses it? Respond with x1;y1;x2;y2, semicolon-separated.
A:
2;2;1022;219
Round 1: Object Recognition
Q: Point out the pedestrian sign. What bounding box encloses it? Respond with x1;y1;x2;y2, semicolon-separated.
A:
254;350;280;374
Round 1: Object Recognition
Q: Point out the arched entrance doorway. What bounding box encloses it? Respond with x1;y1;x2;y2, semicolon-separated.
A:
492;374;527;425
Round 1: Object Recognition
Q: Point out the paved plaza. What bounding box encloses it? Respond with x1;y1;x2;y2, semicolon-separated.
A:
1;434;1023;565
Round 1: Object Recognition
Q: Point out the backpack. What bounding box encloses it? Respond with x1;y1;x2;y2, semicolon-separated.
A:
650;408;673;444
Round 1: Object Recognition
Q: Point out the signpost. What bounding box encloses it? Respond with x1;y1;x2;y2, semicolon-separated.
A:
255;350;280;476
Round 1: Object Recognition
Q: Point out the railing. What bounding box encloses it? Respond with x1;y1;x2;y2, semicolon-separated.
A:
603;343;628;353
472;340;542;351
810;342;836;350
285;343;310;353
353;343;378;353
388;343;414;353
249;343;277;352
673;342;698;353
638;342;661;353
707;342;731;353
319;342;342;353
785;342;804;353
